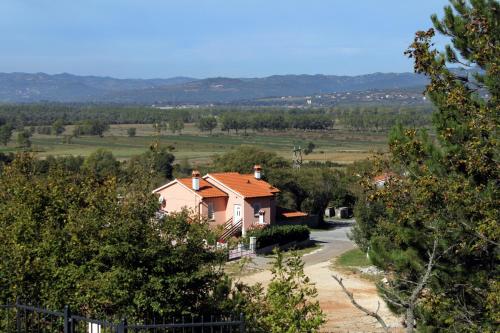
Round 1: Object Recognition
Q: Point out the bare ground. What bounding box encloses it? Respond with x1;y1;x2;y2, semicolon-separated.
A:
237;224;402;332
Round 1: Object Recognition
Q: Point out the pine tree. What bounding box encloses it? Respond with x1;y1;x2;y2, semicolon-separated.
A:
353;1;499;331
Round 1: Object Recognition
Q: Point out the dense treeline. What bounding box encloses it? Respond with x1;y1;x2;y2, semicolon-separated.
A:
0;103;434;133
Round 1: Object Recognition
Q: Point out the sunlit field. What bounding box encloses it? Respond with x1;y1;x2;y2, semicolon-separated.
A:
0;122;388;165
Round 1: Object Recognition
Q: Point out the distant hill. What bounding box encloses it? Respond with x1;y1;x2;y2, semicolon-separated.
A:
0;72;428;104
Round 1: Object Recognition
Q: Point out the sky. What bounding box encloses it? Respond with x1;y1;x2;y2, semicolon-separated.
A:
1;0;451;79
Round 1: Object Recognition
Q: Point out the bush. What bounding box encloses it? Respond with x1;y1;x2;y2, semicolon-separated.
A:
247;225;310;249
127;127;136;137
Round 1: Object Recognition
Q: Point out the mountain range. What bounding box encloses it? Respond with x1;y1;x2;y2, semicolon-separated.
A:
0;72;428;104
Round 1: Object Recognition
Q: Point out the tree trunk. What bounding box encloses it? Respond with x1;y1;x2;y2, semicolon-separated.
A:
406;306;415;333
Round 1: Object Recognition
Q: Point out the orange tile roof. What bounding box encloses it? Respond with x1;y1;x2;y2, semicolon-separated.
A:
178;178;228;198
281;211;308;218
373;172;397;182
207;172;280;198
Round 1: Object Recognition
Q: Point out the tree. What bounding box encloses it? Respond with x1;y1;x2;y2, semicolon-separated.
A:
303;142;316;155
51;119;65;136
169;117;184;134
212;146;290;174
73;120;109;137
198;116;217;134
82;149;120;179
218;250;325;332
16;130;32;148
0;154;224;321
152;121;166;134
128;145;175;181
353;1;499;331
0;124;13;145
127;127;137;137
263;250;325;332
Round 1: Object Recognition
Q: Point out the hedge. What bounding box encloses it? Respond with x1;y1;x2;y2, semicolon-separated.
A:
247;225;310;249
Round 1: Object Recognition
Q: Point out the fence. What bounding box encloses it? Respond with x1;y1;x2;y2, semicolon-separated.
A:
0;302;245;333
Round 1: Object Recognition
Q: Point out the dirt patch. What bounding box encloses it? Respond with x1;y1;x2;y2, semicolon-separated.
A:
239;261;402;332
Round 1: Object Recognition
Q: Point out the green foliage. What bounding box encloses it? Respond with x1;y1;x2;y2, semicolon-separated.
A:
263;250;325;332
270;167;345;222
168;117;184;134
197;116;217;134
128;145;175;182
82;149;120;179
127;127;136;137
353;1;499;331
37;126;52;135
73;120;109;137
247;225;310;249
212;145;290;174
51;119;65;136
303;142;316;155
0;124;13;145
220;250;324;332
0;154;224;321
336;249;371;268
16;130;32;148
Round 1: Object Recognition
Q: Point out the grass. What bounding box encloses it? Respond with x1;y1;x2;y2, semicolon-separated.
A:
1;123;389;165
336;249;371;267
332;248;382;282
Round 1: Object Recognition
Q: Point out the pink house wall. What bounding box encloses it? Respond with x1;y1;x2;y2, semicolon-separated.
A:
157;177;277;234
156;182;228;226
157;182;202;215
244;197;274;230
205;177;246;226
201;197;228;226
204;175;276;234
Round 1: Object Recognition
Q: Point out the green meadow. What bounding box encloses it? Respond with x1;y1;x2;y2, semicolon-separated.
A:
0;123;388;165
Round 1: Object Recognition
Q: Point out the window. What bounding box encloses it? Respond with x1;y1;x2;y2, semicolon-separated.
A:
253;203;261;217
208;202;215;220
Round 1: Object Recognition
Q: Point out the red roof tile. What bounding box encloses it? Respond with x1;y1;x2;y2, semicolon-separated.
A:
373;172;397;182
281;211;308;218
178;178;228;198
207;172;280;198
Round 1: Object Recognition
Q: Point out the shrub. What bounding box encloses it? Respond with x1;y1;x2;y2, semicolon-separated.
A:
127;127;136;137
247;225;310;249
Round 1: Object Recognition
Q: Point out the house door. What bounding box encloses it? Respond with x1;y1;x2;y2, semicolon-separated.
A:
233;204;242;224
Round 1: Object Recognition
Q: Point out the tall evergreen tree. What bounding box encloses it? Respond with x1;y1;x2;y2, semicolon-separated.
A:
353;1;499;331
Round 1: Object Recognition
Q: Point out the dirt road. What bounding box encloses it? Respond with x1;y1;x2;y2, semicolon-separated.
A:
239;222;402;332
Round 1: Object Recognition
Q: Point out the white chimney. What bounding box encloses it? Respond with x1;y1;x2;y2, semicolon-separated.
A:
254;165;262;179
192;170;200;191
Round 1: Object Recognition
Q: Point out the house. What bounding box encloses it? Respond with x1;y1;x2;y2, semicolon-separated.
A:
373;172;397;188
152;165;280;238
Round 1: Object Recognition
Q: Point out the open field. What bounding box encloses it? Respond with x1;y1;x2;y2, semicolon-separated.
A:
0;123;388;165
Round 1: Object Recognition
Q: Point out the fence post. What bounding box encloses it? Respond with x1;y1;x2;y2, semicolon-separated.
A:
15;299;20;333
117;318;127;333
63;305;71;333
239;313;245;333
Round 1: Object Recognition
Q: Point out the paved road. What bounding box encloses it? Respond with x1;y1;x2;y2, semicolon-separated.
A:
251;219;356;268
303;220;356;266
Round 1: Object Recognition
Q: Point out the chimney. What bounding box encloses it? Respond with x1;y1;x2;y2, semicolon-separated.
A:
192;170;200;191
254;165;262;179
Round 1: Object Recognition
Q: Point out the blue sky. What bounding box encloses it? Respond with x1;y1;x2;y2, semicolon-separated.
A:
1;0;450;78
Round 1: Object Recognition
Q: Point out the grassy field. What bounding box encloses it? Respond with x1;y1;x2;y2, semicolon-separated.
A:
0;123;388;165
335;249;371;268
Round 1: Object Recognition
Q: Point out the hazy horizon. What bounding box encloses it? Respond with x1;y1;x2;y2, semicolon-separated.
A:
1;70;426;81
3;0;449;79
